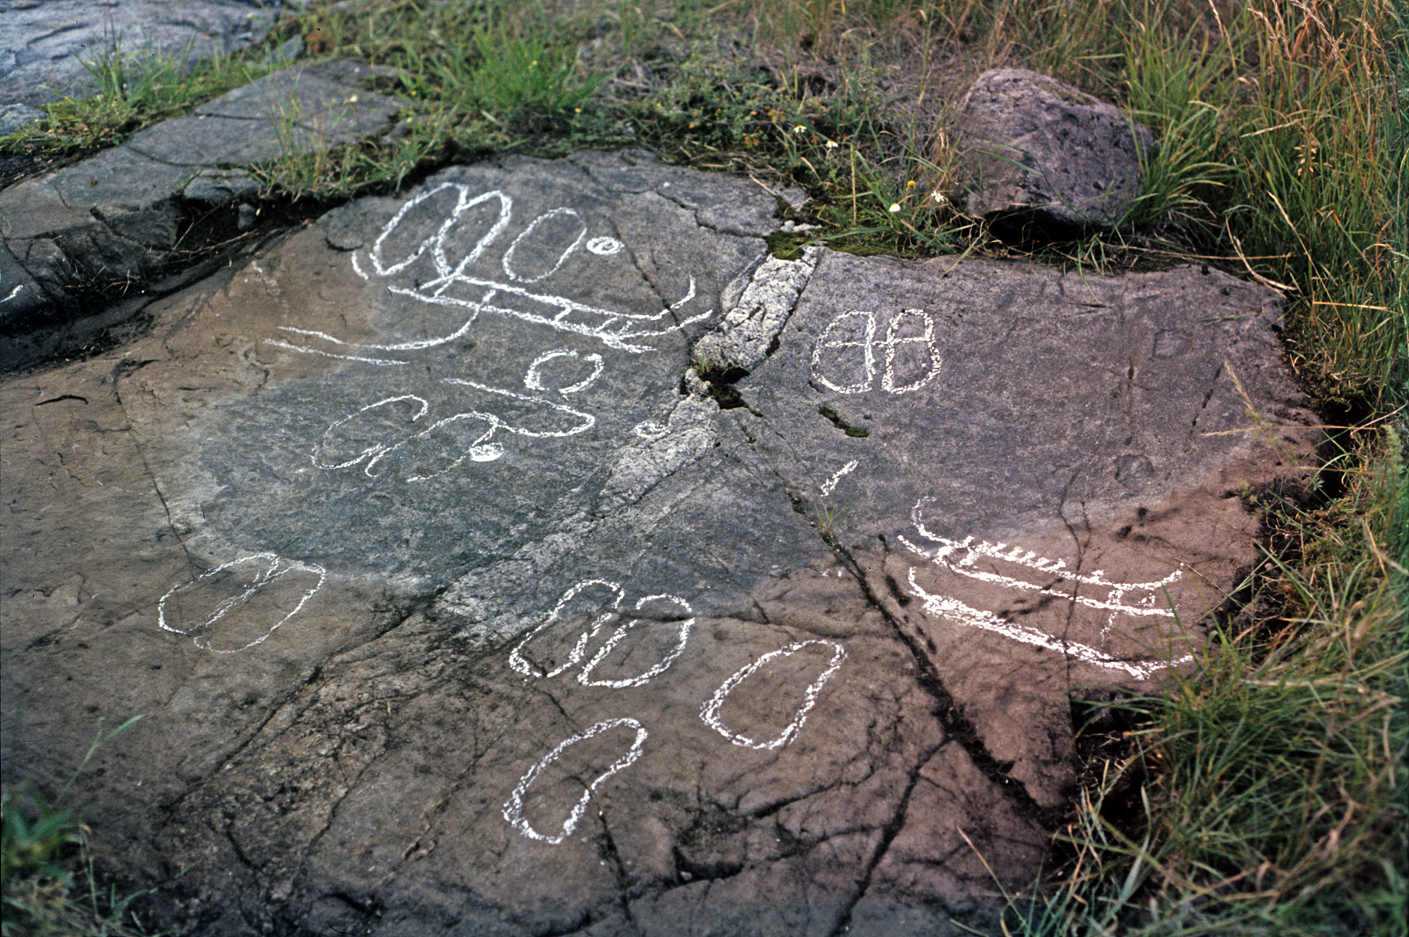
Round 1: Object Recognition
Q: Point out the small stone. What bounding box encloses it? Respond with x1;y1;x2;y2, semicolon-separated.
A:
949;68;1155;231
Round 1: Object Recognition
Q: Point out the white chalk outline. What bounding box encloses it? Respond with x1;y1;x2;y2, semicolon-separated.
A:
364;183;512;279
509;579;626;679
157;553;326;653
509;581;695;689
502;717;648;844
298;183;712;358
264;338;410;367
313;395;430;469
632;419;669;440
903;576;1189;679
502;207;587;283
577;594;694;689
820;459;859;497
586;236;623;256
383;275;706;355
311;379;597;481
811;309;942;396
900;497;1182;640
700;640;847;751
812;311;873;394
900;497;1194;676
524;349;603;395
882;309;943;393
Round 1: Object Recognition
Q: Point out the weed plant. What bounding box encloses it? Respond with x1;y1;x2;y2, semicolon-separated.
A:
2;716;154;937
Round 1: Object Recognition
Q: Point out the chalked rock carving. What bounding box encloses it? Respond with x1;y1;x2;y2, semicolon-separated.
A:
700;639;848;751
502;717;650;845
0;148;1320;937
157;554;326;653
900;497;1192;679
509;580;696;689
273;182;711;359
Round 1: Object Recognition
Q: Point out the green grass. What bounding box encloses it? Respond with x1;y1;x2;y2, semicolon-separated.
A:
0;30;286;159
1;0;1404;933
2;717;155;937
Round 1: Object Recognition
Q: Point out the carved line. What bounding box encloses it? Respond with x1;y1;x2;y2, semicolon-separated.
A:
502;718;648;844
700;640;847;751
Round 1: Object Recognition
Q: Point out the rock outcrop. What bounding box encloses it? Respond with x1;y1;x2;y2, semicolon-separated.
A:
1;150;1320;936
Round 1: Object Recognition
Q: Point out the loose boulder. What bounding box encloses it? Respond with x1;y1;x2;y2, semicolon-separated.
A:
948;68;1154;230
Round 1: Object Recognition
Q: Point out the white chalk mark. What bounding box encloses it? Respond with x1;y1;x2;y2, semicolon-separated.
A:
811;309;942;395
265;338;409;367
586;237;623;256
502;718;648;844
525;349;604;395
903;569;1192;679
901;496;1182;622
364;411;503;478
509;583;694;688
632;419;669;440
510;580;625;679
439;378;596;441
502;207;587;283
901;495;1192;676
157;553;326;653
700;640;847;751
363;381;594;480
311;372;595;482
311;183;712;355
273;285;489;353
366;184;511;278
577;594;694;689
811;311;874;394
388;275;706;354
2;284;23;303
820;459;859;497
313;395;429;469
882;309;943;393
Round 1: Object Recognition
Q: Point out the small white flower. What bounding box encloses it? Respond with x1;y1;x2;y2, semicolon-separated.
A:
888;203;901;213
793;124;806;134
825;140;838;149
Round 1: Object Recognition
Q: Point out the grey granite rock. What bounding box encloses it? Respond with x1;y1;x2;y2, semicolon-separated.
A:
0;102;44;135
2;152;1318;937
949;68;1155;230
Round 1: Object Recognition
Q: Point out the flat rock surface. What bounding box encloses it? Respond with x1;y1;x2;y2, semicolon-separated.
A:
0;58;402;346
1;151;1319;936
0;0;289;109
